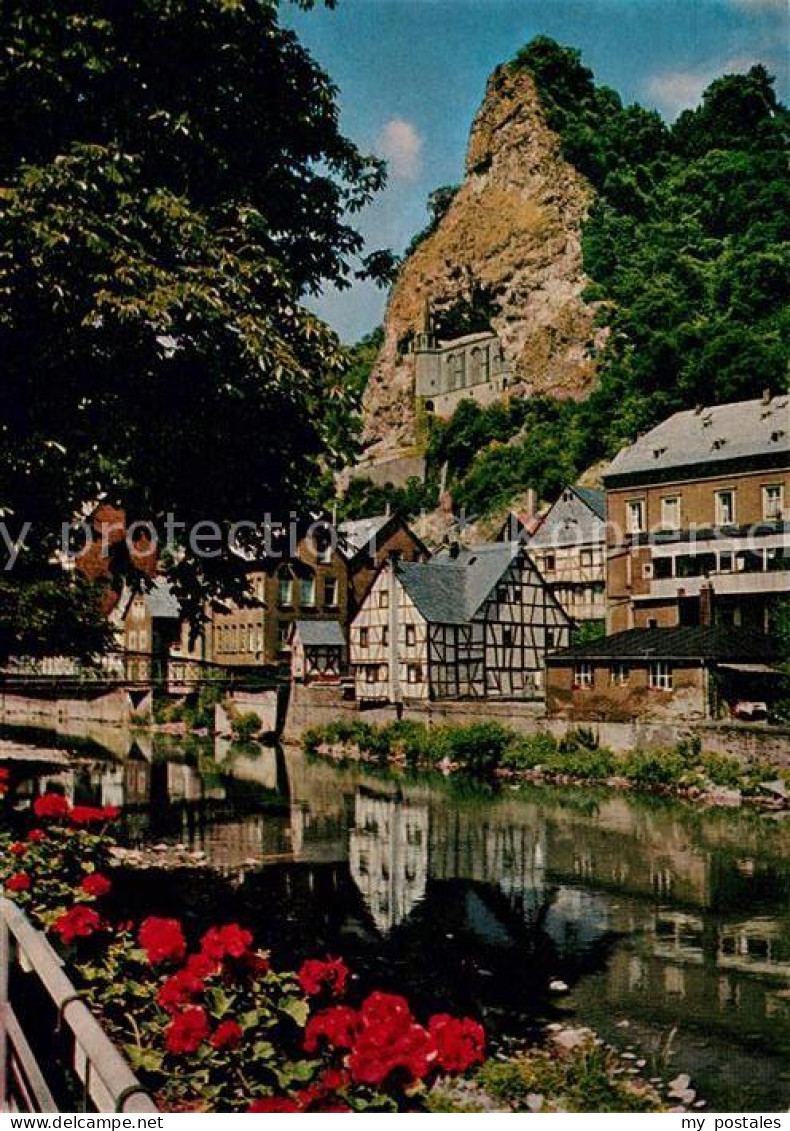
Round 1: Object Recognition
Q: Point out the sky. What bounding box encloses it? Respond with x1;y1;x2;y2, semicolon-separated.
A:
282;0;789;344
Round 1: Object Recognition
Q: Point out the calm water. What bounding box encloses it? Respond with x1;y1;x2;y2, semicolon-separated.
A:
9;724;790;1111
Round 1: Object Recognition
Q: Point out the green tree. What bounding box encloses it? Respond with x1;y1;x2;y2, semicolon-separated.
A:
0;0;390;656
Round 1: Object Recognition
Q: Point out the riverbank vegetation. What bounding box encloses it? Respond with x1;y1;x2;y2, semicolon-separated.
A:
1;798;674;1113
303;719;782;804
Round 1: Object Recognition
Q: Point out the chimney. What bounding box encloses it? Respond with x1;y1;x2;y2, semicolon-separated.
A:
762;387;772;405
524;486;538;518
699;579;714;628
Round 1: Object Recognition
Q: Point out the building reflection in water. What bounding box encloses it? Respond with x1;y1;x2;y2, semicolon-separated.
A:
349;788;428;934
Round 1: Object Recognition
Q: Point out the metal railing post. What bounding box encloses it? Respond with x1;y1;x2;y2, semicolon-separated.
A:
0;901;8;1110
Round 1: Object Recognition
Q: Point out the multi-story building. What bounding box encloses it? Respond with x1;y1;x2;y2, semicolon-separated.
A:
337;513;429;615
207;514;427;673
350;542;570;702
525;486;607;627
604;394;789;635
208;525;348;671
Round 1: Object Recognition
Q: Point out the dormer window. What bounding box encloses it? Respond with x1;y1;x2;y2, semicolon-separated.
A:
712;437;726;451
771;430;786;443
653;446;667;460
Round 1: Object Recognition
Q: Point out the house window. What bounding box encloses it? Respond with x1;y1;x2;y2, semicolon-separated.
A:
573;662;593;689
324;576;338;607
661;496;681;529
580;548;593;568
502;627;514;647
405;625;416;647
546;628;555;649
763;484;784;521
611;662;629;685
497;585;509;602
300;577;316;607
407;664;423;684
365;665;376;684
382;626;389;646
627;499;646;535
649;661;673;691
277;622;291;652
278;572;293;606
253;575;266;603
719;551;733;573
544;553;556;573
128;630;138;651
715;489;736;526
379;589;389;609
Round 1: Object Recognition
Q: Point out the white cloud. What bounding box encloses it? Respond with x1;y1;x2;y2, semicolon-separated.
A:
376;118;423;181
645;55;763;117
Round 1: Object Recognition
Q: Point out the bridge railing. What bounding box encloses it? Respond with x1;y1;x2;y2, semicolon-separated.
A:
0;897;158;1113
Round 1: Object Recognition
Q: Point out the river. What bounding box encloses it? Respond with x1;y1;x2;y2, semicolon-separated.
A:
6;725;790;1111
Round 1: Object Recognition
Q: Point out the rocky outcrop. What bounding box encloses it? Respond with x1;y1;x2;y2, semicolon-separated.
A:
361;63;601;465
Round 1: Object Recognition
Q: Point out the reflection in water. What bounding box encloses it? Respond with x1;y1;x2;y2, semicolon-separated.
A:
350;789;428;934
9;725;790;1111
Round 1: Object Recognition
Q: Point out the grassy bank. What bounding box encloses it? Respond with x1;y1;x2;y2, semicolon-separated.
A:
303;720;783;804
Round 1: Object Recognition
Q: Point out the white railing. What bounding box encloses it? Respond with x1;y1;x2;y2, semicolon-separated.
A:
0;897;157;1113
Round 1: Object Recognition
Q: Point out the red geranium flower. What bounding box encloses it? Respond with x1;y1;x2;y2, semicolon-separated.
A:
349;1020;436;1088
297;955;350;998
320;1068;351;1093
80;873;112;898
138;917;187;965
210;1020;243;1051
344;993;439;1088
52;905;102;945
248;1097;301;1113
27;829;46;843
199;923;252;961
69;806;107;826
6;872;31;893
33;793;70;819
428;1014;485;1073
165;1006;210;1055
9;842;26;857
303;1006;360;1054
101;805;121;821
157;969;205;1015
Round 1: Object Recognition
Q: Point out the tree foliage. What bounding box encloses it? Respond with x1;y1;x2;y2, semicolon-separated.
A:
0;0;389;654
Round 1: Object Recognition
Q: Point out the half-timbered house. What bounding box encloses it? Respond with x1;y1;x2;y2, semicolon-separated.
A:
351;542;570;702
525;486;607;626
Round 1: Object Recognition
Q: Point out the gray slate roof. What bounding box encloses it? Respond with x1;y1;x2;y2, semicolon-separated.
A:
546;626;779;664
122;577;181;620
293;619;346;647
604;396;790;482
528;486;607;548
397;542;522;625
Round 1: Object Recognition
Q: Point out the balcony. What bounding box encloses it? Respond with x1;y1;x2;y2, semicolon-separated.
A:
638;570;790;602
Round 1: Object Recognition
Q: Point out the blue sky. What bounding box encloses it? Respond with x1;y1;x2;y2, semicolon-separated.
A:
283;0;789;344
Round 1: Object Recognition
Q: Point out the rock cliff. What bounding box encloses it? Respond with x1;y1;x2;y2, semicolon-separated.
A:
360;62;601;465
